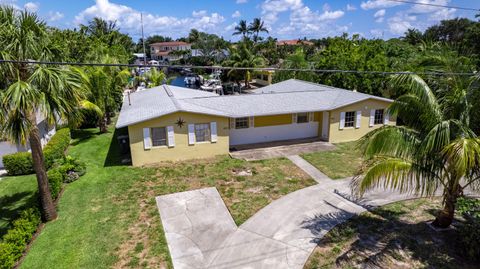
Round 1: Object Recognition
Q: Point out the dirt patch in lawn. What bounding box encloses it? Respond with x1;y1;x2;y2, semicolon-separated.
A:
304;198;478;269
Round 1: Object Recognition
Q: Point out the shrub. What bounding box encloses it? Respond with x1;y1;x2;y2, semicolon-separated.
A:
457;197;480;261
3;128;71;176
0;208;41;269
2;153;33;176
56;155;86;183
47;168;63;200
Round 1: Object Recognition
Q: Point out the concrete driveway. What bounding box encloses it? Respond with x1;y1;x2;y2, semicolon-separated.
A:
229;138;336;161
155;155;422;269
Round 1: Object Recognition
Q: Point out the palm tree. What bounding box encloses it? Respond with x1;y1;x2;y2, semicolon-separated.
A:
225;43;265;89
0;7;86;221
81;52;130;132
233;20;251;40
353;74;480;228
248;18;269;43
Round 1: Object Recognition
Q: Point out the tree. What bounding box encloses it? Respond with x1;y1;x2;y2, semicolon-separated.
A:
145;68;166;88
353;74;480;228
224;43;265;89
274;48;316;82
0;7;86;221
403;28;423;45
248;18;268;43
233;20;251;39
81;51;130;132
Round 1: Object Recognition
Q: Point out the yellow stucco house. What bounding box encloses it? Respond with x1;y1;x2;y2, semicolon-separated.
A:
116;79;395;166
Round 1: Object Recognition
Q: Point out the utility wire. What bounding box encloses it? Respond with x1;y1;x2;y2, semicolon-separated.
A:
386;0;480;12
0;59;477;76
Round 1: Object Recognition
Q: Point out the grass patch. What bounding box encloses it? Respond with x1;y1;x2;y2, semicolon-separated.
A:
0;174;37;237
302;142;363;179
17;126;314;269
304;198;478;269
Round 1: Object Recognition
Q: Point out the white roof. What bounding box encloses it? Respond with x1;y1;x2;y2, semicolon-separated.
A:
116;79;393;128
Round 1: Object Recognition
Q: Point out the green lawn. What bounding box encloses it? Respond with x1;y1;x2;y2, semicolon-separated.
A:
301;142;363;179
0;174;37;237
304;198;478;269
16;127;314;269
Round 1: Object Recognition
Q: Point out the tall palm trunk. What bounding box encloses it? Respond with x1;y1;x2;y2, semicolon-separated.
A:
98;116;107;133
29;115;57;221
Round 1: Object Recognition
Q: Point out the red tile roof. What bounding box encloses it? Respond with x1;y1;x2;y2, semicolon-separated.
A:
276;40;314;46
150;41;190;46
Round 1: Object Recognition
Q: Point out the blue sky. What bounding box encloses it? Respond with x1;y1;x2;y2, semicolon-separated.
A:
2;0;479;40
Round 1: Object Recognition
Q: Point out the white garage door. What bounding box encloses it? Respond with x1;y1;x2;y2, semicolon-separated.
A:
229;122;319;146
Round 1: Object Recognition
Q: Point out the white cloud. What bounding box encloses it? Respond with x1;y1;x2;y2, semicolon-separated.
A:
370;29;384;38
225;22;237;31
192;10;208;17
75;0;225;38
260;0;344;38
346;4;357;11
236;0;248;3
361;0;403;10
48;11;64;22
24;2;38;12
232;10;241;18
374;9;386;22
385;1;457;35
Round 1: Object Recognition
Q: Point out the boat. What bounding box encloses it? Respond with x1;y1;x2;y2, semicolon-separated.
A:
200;79;223;94
184;73;199;85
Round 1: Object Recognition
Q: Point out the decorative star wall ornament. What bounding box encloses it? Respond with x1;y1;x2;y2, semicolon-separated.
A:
175;117;186;128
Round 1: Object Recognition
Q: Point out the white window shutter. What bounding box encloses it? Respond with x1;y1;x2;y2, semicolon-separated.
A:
230;118;235;129
167;126;175;147
339;112;345;130
210;122;217;143
309;112;314;122
356;111;362;129
369;109;375;127
188;124;195;145
143;128;152;150
384;112;390;125
249;117;254;128
292;113;298;124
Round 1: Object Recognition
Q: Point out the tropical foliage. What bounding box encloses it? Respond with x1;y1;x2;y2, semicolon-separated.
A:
0;7;85;221
353;74;480;228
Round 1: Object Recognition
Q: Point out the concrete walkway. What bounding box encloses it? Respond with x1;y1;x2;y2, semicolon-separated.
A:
155;155;423;269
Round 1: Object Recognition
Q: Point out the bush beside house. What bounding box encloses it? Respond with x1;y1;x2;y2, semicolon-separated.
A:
3;129;71;176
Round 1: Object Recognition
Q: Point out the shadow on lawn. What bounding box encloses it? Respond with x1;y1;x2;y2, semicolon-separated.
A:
302;205;473;269
104;127;130;167
0;191;37;236
70;129;102;146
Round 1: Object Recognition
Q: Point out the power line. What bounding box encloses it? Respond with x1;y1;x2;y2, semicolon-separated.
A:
0;59;477;76
386;0;480;12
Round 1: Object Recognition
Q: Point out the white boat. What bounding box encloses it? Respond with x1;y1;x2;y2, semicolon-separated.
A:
184;74;198;85
200;79;223;94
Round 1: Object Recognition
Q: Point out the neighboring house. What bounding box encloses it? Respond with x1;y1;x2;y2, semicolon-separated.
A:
190;49;229;61
132;53;146;65
116;79;395;166
150;41;192;62
276;40;314;46
0;111;56;168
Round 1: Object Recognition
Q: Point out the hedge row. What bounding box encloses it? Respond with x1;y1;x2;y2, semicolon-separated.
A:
3;128;71;176
0;208;41;269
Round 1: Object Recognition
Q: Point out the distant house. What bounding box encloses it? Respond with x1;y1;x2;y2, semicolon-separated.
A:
133;53;146;65
150;41;192;62
276;40;314;46
0;111;56;168
116;79;395;166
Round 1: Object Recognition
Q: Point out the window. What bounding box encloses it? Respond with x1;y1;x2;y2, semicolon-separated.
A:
235;117;249;129
195;123;211;142
297;113;309;123
151;127;167;146
374;109;384;125
345;111;356;127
